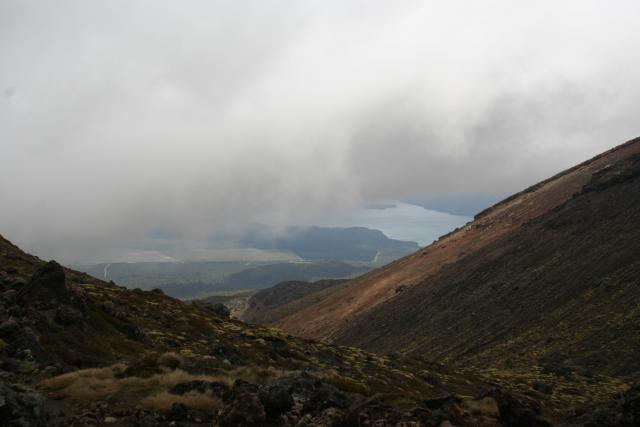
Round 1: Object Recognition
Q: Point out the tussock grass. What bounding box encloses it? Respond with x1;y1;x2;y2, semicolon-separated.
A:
228;365;285;384
41;364;228;409
41;360;290;415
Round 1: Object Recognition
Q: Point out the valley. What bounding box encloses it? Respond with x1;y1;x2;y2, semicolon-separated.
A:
1;139;639;426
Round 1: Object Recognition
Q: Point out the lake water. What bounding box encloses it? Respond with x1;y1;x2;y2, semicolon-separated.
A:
291;202;471;246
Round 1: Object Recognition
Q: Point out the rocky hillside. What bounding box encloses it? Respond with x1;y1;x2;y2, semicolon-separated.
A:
4;233;624;426
2;234;639;425
268;137;640;354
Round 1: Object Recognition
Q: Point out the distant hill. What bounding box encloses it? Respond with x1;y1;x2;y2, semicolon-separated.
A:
75;225;417;299
222;261;367;289
242;279;346;324
74;260;262;289
230;225;420;263
76;259;369;299
269;137;640;380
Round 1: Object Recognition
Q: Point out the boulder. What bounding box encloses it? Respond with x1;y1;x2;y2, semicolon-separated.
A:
117;323;147;342
481;388;551;427
0;318;20;337
2;289;17;302
17;261;71;305
219;393;266;427
168;402;188;421
209;303;231;318
54;306;83;326
8;327;43;359
581;383;640;427
0;383;47;427
302;383;350;413
258;382;294;418
101;300;115;315
462;396;500;417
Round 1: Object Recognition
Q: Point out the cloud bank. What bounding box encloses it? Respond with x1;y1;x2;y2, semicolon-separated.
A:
1;1;639;261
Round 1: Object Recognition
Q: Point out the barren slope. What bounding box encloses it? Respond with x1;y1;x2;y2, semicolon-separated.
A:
272;137;640;341
334;149;640;377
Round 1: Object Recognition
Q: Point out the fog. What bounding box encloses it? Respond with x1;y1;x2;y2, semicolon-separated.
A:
1;1;639;262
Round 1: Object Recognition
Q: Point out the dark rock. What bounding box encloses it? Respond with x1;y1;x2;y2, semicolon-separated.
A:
346;400;410;427
423;394;459;410
2;289;17;302
117;322;146;342
41;365;59;377
0;383;47;427
54;305;83;326
209;342;244;364
17;261;71;305
150;288;164;295
420;372;443;387
209;303;231;318
168;402;188;421
1;359;22;373
582;154;640;193
581;383;640;427
219;393;266;427
101;300;115;315
6;278;26;289
70;294;89;314
481;387;551;427
541;365;573;378
533;382;554;395
132;409;166;427
0;319;20;337
231;379;259;396
303;382;350;413
258;382;294;418
8;327;43;359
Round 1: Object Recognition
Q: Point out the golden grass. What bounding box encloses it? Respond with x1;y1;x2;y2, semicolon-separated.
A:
40;361;291;416
41;365;229;402
228;365;285;384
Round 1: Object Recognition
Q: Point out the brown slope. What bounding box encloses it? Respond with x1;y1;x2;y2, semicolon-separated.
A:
272;137;640;340
333;149;640;377
242;279;345;324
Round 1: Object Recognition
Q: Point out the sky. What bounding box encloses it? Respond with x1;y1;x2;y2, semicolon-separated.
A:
1;1;639;262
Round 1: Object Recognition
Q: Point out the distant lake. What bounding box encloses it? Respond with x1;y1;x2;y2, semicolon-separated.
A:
291;202;471;247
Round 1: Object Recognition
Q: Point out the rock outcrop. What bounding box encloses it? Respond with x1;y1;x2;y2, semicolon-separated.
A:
17;261;71;305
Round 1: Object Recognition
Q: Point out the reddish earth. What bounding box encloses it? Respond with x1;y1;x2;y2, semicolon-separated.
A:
272;137;640;340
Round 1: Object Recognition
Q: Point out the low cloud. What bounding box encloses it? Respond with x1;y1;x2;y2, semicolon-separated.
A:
1;1;639;261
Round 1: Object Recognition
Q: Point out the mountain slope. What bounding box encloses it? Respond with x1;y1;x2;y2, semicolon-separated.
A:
242;279;346;324
3;233;599;426
270;137;640;348
333;149;640;377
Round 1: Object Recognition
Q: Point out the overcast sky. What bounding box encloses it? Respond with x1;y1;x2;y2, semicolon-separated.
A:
1;1;639;261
